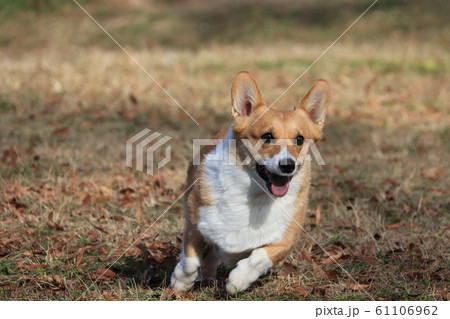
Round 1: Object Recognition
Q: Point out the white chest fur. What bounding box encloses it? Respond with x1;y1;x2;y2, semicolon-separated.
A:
197;130;304;256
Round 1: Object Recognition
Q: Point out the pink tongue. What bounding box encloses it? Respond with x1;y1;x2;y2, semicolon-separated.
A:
270;181;290;197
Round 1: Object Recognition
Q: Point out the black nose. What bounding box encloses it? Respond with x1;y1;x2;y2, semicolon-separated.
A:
279;159;296;174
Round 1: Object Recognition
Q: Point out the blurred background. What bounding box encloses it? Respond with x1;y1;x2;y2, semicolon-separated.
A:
0;0;448;300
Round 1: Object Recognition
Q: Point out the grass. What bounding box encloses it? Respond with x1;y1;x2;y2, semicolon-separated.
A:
0;0;448;301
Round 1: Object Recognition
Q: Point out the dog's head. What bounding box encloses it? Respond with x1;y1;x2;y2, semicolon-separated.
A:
230;71;330;197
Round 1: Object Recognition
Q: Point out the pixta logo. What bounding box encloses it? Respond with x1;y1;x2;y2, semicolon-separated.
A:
126;129;172;175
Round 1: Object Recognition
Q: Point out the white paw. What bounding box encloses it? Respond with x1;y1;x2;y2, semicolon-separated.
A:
170;273;195;292
226;265;256;294
169;255;200;292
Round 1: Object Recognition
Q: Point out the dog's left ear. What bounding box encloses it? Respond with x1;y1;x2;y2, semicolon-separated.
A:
296;80;330;129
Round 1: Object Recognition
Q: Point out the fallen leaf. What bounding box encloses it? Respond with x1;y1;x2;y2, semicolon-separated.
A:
318;250;343;265
45;93;61;106
385;190;395;201
38;187;55;200
291;285;308;297
386;222;402;229
92;268;117;280
315;206;321;225
75;248;84;267
377;297;390;301
428;188;444;195
368;195;379;208
312;286;326;296
98;247;108;256
422;167;440;181
312;260;327;279
8;198;28;214
36;275;53;283
135;197;143;221
2;148;19;165
110;216;124;222
6;183;28;197
283;261;296;275
301;248;312;263
405;270;423;279
383;178;399;186
53;275;62;286
184;292;194;299
102;291;118;301
92;223;109;234
46;220;64;231
20;250;32;257
426;256;443;273
82;194;92;206
363;254;375;263
98;185;114;196
35;274;65;291
119;188;135;195
402;203;412;213
69;172;78;182
326;269;340;281
21;264;49;270
349;284;370;290
405;222;420;229
120;188;135;208
80;121;94;128
52;127;68;137
135;241;151;259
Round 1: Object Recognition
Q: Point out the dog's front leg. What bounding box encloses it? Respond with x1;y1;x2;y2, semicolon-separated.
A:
226;248;273;294
170;225;205;292
170;251;200;292
226;224;301;294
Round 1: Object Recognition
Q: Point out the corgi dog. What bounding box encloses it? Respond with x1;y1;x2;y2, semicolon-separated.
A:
170;72;330;293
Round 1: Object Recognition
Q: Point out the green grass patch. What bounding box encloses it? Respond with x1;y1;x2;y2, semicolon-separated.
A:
0;260;16;276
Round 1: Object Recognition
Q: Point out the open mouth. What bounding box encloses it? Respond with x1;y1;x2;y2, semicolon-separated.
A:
256;164;292;198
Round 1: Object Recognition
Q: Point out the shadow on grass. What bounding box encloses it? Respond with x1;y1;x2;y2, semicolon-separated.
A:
111;253;255;298
113;255;177;289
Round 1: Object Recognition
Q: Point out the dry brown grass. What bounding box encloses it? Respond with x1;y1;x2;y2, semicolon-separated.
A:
0;0;448;300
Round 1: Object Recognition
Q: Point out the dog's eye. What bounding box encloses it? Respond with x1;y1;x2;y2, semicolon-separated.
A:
295;135;304;146
261;132;273;143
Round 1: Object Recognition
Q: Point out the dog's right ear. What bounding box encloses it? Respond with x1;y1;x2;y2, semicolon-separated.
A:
231;71;265;117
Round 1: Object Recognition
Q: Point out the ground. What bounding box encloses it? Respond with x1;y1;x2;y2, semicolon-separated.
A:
0;0;448;300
